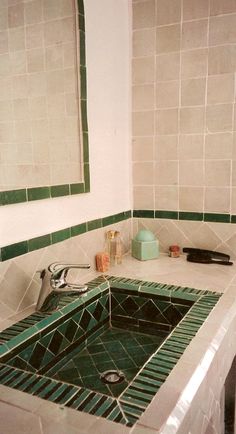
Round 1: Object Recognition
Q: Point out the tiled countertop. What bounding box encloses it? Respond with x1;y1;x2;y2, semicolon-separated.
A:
1;254;236;434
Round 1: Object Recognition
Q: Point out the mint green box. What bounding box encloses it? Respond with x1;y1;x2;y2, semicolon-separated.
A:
131;229;159;261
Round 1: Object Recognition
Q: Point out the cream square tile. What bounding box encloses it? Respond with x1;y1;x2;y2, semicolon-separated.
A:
179;160;204;186
156;52;180;81
155;185;178;210
179;186;204;211
133;0;155;29
134;186;154;209
13;75;28;99
180;107;205;133
43;20;62;46
231;187;236;213
29;96;47;119
24;0;43;25
156;0;181;25
26;23;43;49
209;14;236;46
155;160;178;185
13;98;29;120
0;122;14;143
46;70;64;94
156;108;179;134
179;135;204;160
0;77;12;101
45;45;63;70
0;7;8;31
205;133;233;159
206;104;233;133
133;28;155;57
0;100;13;121
132;57;155;84
63;42;75;68
27;47;44;73
133;84;155;111
47;93;65;118
65;93;78;116
183;0;209;20
210;0;236;16
156;24;180;54
208;46;236;75
63;67;77;93
232;160;236;185
156;80;179;108
181;78;206;106
8;3;24;28
132;137;154;161
205;160;231;186
133;111;154;136
205;187;230;213
155;135;178;160
182;20;208;50
8;27;25;52
10;50;27;74
31;119;49;141
14;120;31;142
60;17;74;43
0;30;8;55
29;72;47;97
207;74;234;104
181;49;208;78
133;161;154;185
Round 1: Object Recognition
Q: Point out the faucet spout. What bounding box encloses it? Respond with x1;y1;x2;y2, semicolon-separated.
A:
36;262;90;311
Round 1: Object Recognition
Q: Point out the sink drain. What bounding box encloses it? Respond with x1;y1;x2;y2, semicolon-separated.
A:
100;370;125;384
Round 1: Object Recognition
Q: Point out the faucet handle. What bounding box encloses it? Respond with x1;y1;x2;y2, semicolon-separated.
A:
49;263;90;290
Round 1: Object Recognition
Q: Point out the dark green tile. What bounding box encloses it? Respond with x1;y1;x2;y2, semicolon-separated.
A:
27;187;50;201
102;214;116;227
84;163;90;192
28;234;51;251
81;99;88;132
204;213;230;223
52;228;71;244
231;215;236;223
87;218;102;231
79;12;85;31
71;223;87;237
1;241;28;261
0;189;27;206
133;210;154;218
83;132;89;162
78;0;85;16
179;212;203;221
80;66;87;100
79;30;86;66
70;183;85;195
51;184;70;198
155;210;178;219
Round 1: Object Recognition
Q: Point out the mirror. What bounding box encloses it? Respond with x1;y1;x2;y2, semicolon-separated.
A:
0;0;89;205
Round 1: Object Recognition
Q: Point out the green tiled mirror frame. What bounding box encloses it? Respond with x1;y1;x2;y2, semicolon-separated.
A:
0;0;89;207
0;275;222;427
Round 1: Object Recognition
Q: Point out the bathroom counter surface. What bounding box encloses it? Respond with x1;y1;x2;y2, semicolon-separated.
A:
1;254;236;434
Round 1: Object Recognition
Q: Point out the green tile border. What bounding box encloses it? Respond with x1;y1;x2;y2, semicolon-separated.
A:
0;0;90;207
0;210;131;262
133;210;234;224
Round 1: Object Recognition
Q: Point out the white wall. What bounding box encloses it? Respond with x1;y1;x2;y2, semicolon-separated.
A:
0;0;132;247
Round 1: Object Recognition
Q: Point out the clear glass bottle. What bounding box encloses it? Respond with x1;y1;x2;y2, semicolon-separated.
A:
106;230;123;265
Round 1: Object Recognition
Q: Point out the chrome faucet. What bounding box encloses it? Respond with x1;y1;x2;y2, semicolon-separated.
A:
36;262;90;311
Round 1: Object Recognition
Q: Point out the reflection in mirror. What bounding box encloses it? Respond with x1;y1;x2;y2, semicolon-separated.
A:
0;0;88;202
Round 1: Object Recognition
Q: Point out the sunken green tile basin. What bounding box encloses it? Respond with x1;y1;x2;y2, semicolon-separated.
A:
0;276;221;427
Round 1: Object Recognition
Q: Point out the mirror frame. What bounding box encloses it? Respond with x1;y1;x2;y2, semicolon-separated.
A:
0;0;89;206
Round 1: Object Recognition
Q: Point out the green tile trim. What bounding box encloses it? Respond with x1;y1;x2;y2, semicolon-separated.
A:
155;210;179;219
133;210;154;218
179;212;203;221
231;215;236;223
70;183;85;195
204;213;231;223
71;223;87;237
0;0;90;207
0;190;27;206
29;235;51;252
1;241;28;261
87;218;102;231
27;187;50;201
52;228;71;244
